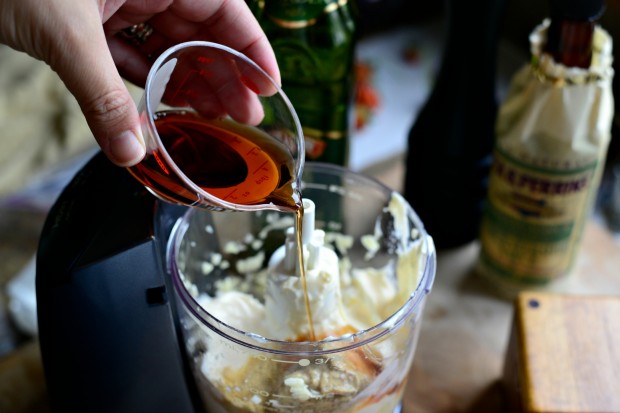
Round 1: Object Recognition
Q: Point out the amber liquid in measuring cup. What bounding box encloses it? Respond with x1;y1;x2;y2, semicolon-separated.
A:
129;110;316;340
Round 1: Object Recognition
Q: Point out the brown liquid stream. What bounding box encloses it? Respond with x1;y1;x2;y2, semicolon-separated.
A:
294;207;316;341
131;111;316;341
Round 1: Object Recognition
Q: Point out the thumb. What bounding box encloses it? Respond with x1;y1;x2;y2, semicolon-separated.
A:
53;27;145;167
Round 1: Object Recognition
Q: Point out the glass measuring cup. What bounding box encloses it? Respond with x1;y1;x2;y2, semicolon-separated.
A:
167;163;436;413
128;41;304;212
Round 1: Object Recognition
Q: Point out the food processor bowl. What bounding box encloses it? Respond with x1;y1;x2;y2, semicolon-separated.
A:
167;162;436;413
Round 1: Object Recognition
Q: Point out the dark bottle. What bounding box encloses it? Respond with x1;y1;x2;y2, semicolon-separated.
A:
251;0;358;166
544;0;603;68
403;0;505;249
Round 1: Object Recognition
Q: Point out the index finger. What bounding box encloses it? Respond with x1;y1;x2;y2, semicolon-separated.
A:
165;0;280;85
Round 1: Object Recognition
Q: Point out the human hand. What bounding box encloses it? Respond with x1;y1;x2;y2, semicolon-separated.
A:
0;0;279;167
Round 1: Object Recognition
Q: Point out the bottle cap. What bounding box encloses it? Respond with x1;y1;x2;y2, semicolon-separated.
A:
549;0;605;21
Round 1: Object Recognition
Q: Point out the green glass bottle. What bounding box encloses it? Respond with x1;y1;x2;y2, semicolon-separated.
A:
252;0;358;166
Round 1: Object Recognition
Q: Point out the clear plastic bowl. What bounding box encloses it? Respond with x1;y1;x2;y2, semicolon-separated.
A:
167;162;436;413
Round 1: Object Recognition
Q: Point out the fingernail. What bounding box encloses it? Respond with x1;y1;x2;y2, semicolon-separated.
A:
109;130;145;167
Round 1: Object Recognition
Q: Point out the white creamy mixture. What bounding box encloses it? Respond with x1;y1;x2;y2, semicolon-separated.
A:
182;194;425;413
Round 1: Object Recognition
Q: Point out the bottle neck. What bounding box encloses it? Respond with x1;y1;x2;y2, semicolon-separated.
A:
544;19;595;68
427;0;506;100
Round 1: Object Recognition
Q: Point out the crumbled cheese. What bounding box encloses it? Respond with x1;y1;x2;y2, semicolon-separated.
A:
284;377;319;401
224;241;246;254
215;277;241;293
235;251;265;274
325;232;353;255
211;253;223;266
201;262;215;275
327;221;343;231
258;215;295;239
361;234;380;260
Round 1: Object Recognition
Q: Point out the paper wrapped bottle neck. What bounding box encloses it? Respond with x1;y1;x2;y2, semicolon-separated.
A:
528;19;614;85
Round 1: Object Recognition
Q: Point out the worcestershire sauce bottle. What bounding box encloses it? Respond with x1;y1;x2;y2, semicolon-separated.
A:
477;0;613;289
403;0;505;249
251;0;358;166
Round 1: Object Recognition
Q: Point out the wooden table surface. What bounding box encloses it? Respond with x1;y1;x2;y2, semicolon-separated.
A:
1;157;620;413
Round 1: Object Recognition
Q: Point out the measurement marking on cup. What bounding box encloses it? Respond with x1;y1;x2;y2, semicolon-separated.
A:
196;56;214;64
254;355;332;367
253;355;331;366
170;70;197;103
271;394;296;399
253;160;270;175
267;407;296;411
247;388;296;401
270;403;297;408
254;355;312;367
223;188;238;200
272;358;309;365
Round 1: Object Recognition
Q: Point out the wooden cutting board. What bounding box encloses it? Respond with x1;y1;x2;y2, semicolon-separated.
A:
504;291;620;413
